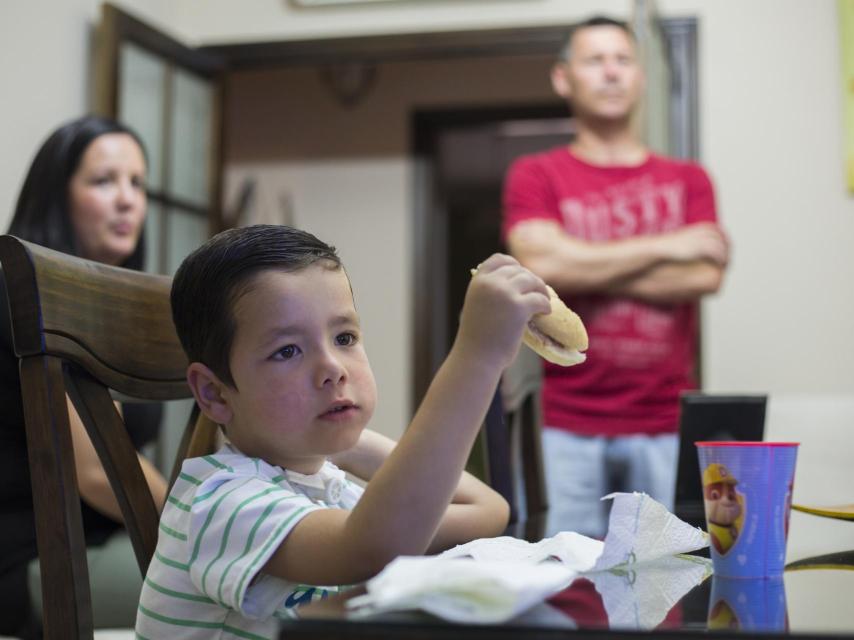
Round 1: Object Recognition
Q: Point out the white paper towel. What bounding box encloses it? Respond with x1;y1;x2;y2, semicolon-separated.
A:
346;492;710;624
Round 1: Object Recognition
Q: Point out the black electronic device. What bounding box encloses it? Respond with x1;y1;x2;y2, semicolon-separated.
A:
674;392;767;529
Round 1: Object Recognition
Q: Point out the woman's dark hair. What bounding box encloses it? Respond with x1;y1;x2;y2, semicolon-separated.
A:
8;115;149;271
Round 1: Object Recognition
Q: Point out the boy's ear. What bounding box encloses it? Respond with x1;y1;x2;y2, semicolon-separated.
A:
187;362;233;426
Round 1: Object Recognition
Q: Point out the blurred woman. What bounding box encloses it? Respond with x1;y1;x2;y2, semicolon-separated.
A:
0;115;168;637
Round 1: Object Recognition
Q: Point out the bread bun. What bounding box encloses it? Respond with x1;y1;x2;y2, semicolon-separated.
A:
523;285;588;366
470;266;588;367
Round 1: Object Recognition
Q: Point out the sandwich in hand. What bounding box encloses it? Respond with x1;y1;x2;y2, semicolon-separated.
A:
523;285;588;366
470;266;588;366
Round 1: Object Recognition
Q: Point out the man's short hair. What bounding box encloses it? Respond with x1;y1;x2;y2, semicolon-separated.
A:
171;224;342;388
558;16;636;62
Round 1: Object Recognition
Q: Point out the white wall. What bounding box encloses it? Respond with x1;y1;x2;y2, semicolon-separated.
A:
663;0;854;395
0;0;94;226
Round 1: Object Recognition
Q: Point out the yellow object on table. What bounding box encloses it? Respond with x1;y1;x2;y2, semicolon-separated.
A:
792;502;854;521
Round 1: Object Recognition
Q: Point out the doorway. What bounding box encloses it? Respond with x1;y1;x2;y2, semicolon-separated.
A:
411;104;572;403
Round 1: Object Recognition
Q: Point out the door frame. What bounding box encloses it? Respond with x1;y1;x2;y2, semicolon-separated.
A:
95;3;227;235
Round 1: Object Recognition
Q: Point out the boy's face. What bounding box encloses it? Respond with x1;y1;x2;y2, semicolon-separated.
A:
221;264;377;474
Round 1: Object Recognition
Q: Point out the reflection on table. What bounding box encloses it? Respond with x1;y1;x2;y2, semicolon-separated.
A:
287;549;854;639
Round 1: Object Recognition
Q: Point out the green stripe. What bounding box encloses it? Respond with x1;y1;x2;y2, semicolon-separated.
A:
137;604;224;629
202;486;282;601
159;522;188;541
234;505;312;603
216;494;297;606
167;495;192;512
190;477;255;566
203;456;233;472
137;605;269;639
179;472;203;485
222;625;272;640
271;474;285;483
155;551;189;572
144;577;215;604
136;633;153;640
193;487;219;504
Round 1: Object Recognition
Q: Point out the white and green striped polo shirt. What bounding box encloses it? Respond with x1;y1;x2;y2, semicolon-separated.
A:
135;444;363;639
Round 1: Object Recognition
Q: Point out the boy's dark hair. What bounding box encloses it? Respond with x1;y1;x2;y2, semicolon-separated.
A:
171;224;342;387
8;115;149;271
558;16;636;62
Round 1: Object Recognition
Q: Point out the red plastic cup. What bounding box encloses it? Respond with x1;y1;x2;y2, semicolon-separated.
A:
695;442;798;578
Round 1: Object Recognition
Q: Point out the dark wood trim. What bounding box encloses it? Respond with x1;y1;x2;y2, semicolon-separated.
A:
146;191;209;218
201;24;573;69
102;3;225;77
209;76;228;234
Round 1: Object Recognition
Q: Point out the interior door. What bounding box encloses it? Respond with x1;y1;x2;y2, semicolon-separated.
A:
412;105;571;406
95;2;225;277
94;3;226;472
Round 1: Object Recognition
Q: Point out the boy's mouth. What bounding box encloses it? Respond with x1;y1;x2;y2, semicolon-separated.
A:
319;400;357;419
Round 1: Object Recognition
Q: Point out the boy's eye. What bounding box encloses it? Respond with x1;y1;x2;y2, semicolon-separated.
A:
275;344;300;360
336;332;357;347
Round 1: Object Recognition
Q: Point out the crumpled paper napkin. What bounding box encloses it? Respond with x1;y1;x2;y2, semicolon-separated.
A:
346;492;709;624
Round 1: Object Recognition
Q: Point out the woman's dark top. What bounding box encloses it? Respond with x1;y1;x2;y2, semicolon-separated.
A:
0;274;162;634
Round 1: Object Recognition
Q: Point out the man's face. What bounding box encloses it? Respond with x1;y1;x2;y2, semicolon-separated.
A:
554;25;644;122
221;265;377;474
704;481;742;526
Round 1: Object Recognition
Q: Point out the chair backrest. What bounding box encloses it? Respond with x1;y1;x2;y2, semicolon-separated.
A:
0;236;212;639
481;346;548;540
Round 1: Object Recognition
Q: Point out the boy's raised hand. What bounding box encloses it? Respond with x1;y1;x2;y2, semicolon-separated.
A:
456;254;551;371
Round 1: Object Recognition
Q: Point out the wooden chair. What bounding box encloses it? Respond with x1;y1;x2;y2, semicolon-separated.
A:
0;236;217;640
481;346;548;541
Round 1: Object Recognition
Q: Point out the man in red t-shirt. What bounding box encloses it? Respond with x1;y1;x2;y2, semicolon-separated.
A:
503;16;729;538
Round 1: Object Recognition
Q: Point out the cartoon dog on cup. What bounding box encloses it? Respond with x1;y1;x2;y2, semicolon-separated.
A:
702;463;745;555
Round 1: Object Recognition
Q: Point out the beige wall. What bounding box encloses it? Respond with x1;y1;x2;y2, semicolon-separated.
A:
1;0;94;226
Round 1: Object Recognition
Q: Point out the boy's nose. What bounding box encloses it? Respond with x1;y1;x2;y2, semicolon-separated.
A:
314;350;347;387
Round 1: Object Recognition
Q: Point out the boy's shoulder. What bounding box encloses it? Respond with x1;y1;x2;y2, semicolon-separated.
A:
173;445;363;509
176;444;285;487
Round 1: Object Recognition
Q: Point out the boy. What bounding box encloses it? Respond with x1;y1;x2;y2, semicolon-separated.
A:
136;224;550;637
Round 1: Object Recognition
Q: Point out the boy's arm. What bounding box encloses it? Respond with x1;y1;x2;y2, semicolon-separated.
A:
262;255;548;587
331;429;510;552
425;471;509;553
